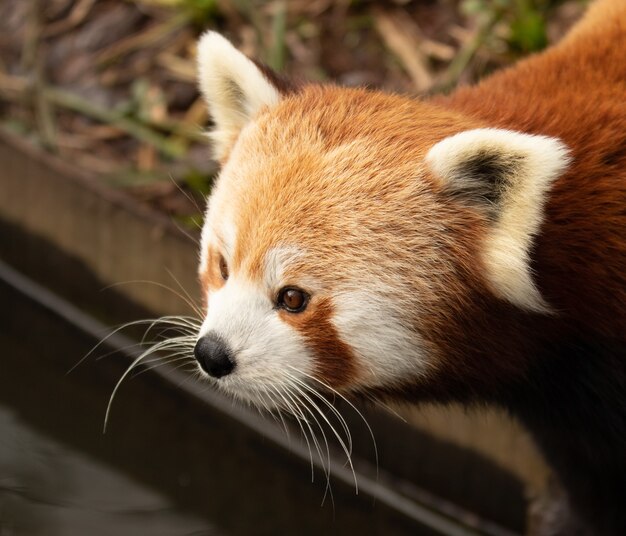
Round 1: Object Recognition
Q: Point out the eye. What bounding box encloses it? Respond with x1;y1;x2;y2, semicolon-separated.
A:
219;255;229;281
277;287;309;313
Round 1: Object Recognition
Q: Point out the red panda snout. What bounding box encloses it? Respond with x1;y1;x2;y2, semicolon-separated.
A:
196;272;318;407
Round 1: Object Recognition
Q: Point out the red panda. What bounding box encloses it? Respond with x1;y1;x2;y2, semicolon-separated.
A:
192;1;626;533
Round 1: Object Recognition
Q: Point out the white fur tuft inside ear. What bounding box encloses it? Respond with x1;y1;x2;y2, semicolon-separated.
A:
426;128;571;313
197;31;282;160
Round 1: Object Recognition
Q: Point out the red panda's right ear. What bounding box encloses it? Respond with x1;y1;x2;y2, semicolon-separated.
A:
196;32;291;162
426;128;570;314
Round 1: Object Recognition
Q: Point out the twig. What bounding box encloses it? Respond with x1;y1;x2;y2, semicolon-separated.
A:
42;0;97;38
0;73;207;150
44;86;186;158
268;0;287;71
0;72;28;95
34;57;57;149
373;8;433;93
22;0;57;149
181;96;208;127
20;0;40;71
156;52;196;83
434;12;502;93
420;39;456;62
96;12;189;66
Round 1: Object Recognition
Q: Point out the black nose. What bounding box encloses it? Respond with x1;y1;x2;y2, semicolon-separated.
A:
194;334;236;378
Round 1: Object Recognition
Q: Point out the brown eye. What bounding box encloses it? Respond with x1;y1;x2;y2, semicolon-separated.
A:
277;287;308;313
219;255;229;281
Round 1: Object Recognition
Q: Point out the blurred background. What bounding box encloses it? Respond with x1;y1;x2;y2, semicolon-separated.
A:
0;1;588;535
0;0;587;224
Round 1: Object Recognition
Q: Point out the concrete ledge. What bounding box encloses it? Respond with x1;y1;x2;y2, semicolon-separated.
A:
0;129;197;317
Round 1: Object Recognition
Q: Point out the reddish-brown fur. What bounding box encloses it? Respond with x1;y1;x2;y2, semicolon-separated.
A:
201;246;226;310
280;297;357;387
198;3;626;531
439;0;626;342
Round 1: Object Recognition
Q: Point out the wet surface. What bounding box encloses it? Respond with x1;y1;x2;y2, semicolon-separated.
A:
0;253;523;535
0;406;219;536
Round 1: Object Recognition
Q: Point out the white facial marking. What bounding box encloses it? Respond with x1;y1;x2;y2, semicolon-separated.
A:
263;245;324;295
199;197;236;275
333;288;429;388
263;245;302;290
198;215;211;276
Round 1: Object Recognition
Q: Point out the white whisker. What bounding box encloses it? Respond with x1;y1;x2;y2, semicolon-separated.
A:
287;374;354;456
165;268;204;318
287;365;379;476
271;384;316;481
284;375;357;495
131;353;195;378
284;382;335;506
103;326;200;431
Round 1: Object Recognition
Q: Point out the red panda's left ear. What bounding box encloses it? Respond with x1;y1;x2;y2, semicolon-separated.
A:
196;32;294;162
426;128;571;313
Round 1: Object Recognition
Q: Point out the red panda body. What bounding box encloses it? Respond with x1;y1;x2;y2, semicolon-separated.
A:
443;1;626;340
191;1;626;533
438;10;626;531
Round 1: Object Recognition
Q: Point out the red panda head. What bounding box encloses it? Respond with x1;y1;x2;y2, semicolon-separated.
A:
194;32;570;407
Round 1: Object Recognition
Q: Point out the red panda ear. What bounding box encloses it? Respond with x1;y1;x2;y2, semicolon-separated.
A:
426;128;571;313
196;32;293;162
